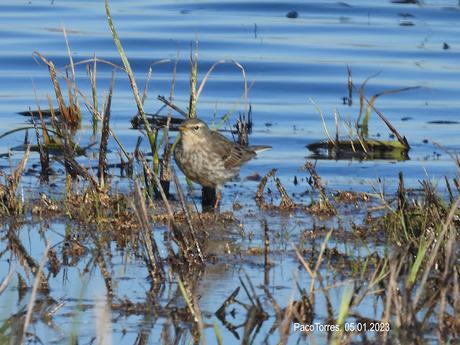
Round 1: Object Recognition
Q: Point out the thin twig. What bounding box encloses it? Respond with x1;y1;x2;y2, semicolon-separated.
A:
22;241;51;343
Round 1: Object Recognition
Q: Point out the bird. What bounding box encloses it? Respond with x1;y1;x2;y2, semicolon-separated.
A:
174;118;271;207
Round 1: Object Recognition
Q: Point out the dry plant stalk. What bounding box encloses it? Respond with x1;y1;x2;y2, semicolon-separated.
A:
86;54;99;135
30;113;51;180
172;167;205;263
188;42;198;119
263;220;270;285
236;106;253;146
133;181;165;281
0;146;30;215
137;152;200;261
303;162;336;215
256;169;297;210
33;52;81;126
104;0;159;173
153;55;179;198
160;143;172;198
0;267;14;295
98;71;115;185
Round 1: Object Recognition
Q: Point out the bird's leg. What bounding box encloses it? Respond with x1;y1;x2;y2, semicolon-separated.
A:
214;189;222;210
202;186;217;212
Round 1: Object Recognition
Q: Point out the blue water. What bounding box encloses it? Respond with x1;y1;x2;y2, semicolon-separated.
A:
0;0;459;344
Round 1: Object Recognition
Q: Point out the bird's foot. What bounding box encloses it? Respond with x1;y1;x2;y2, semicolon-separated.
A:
213;190;222;210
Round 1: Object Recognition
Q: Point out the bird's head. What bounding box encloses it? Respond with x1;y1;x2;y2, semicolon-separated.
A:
178;118;209;139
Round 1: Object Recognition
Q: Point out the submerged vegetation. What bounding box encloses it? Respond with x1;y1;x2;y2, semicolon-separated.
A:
0;1;459;345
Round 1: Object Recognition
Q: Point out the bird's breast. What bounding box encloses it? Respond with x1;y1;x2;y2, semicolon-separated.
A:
174;139;237;187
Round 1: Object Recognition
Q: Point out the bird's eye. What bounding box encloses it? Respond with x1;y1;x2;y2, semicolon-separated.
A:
193;125;200;130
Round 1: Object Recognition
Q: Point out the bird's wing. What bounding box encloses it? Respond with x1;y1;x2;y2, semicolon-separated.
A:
209;130;256;169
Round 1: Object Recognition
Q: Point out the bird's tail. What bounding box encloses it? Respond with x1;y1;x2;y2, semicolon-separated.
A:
250;145;272;153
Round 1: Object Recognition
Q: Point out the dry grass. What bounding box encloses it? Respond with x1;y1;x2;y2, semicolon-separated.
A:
0;146;30;216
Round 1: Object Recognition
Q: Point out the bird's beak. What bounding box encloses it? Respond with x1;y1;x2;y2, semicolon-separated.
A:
179;123;188;132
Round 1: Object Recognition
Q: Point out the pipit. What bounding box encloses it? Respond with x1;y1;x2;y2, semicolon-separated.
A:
174;118;271;205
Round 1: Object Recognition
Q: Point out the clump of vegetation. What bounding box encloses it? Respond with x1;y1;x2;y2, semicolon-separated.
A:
0;147;29;216
255;163;337;216
307;68;417;161
374;190;459;343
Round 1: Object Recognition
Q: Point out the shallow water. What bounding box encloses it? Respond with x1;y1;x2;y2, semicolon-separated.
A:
0;0;459;344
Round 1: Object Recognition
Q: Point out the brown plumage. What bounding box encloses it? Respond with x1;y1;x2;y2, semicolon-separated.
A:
174;118;271;188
